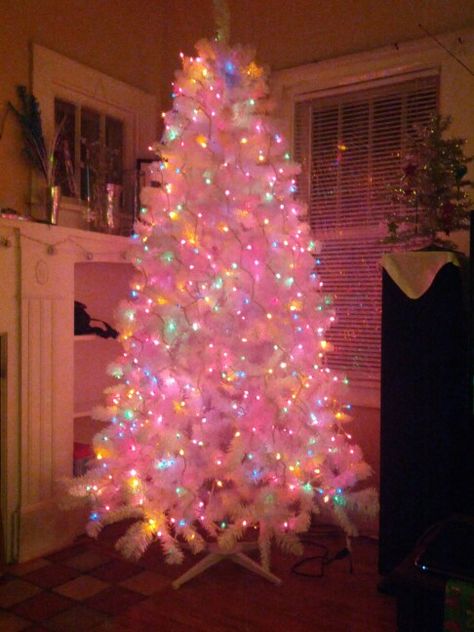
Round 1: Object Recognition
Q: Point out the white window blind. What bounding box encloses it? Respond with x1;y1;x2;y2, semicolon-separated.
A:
294;75;439;376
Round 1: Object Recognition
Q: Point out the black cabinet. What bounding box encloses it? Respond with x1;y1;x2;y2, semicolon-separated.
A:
379;254;472;575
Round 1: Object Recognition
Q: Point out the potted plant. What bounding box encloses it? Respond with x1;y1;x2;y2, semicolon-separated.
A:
385;114;472;251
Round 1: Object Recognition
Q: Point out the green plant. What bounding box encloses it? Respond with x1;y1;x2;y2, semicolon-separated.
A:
386;114;472;249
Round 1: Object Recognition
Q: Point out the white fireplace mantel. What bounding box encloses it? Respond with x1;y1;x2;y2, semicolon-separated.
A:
0;218;130;562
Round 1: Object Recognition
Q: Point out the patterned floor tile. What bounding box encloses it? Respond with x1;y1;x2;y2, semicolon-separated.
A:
8;559;51;577
41;604;109;631
91;620;131;631
119;570;169;596
84;586;146;615
11;591;74;622
45;542;91;564
53;575;109;600
137;548;176;577
90;559;141;583
62;550;112;573
0;608;31;631
0;578;42;608
21;564;81;589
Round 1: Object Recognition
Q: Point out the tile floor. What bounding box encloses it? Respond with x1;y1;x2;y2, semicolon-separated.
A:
0;524;396;632
0;531;171;632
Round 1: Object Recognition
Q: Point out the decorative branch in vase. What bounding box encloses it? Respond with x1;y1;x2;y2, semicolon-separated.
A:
385;114;472;251
82;138;122;233
9;85;65;224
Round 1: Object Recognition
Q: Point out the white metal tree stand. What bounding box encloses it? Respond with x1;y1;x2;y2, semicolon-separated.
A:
172;542;282;589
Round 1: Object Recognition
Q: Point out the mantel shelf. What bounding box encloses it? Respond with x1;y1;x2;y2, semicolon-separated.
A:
0;216;131;265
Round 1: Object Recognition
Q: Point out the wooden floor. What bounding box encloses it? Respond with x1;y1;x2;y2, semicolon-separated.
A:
1;523;397;631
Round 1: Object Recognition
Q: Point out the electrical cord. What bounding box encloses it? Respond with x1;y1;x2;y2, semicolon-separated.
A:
291;526;354;578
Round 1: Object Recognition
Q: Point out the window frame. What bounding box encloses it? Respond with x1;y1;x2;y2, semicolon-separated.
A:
32;44;156;229
271;28;474;408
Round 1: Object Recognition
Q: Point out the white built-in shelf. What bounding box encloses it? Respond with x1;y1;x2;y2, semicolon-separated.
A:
73;399;103;419
74;334;121;342
73;410;94;419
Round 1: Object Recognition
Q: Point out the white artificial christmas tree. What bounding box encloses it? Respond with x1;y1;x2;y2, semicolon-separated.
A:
69;31;377;586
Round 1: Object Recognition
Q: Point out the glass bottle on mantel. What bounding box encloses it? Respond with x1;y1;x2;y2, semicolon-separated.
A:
45;184;61;225
103;115;124;234
81;108;101;231
103;182;122;233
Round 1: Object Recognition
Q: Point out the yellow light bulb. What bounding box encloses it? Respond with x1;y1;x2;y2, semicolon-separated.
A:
196;134;208;148
246;62;262;78
289;300;303;312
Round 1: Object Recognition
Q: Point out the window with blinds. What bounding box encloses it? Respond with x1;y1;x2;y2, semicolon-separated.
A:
294;74;439;377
